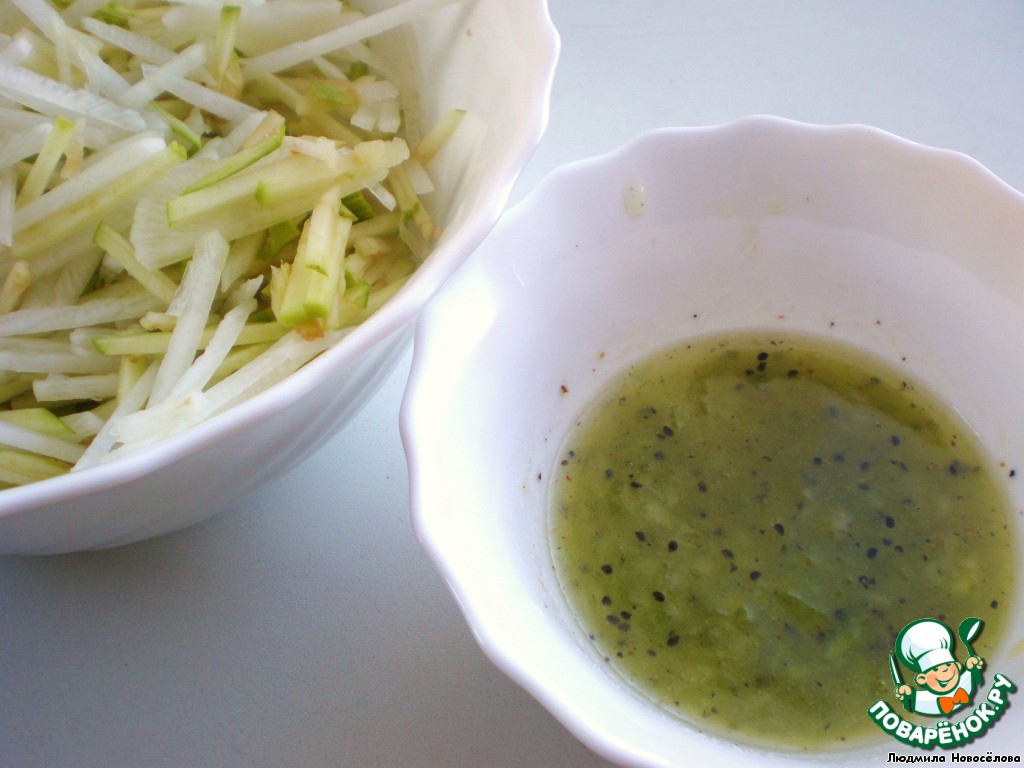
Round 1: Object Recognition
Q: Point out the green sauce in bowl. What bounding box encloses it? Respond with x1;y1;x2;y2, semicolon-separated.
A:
548;330;1015;750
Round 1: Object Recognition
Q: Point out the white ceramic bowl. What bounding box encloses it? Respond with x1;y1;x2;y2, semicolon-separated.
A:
402;117;1024;766
0;0;559;555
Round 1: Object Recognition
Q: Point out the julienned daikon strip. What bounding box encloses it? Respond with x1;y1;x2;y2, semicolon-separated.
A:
120;42;209;110
148;230;228;405
0;59;146;132
138;64;259;123
0;419;85;462
60;408;105;438
62;26;135;103
7;0;65;40
79;17;176;66
73;360;157;471
243;0;464;76
0;0;471;486
109;327;343;452
0;293;161;336
164;0;358;58
168;292;257;398
0;167;15;248
204;328;344;416
0;348;119;374
33;371;119;402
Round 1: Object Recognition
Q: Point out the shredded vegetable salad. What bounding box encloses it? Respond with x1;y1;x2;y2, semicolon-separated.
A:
0;0;469;486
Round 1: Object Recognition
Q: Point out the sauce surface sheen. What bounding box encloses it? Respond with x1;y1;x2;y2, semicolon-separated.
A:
548;331;1015;749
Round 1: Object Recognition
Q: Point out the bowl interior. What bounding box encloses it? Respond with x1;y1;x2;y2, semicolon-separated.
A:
404;118;1024;766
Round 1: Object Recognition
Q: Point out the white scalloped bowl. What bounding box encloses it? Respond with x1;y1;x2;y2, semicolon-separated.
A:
402;118;1024;766
0;0;559;555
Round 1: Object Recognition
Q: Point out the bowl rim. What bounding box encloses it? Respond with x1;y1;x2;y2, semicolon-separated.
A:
401;115;1024;766
0;0;561;522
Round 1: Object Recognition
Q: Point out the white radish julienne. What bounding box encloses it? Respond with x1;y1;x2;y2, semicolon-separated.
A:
0;0;472;487
148;229;228;405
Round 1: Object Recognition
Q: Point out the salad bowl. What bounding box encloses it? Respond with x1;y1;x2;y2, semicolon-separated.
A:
0;0;558;554
403;117;1024;766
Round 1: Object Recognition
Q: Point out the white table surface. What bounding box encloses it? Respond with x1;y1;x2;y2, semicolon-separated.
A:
3;2;1023;766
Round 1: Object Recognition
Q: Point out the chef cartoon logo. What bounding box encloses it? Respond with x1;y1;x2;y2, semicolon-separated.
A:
891;618;983;717
866;616;1018;750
